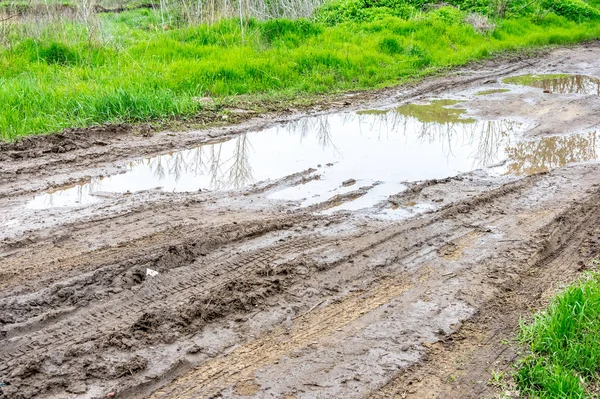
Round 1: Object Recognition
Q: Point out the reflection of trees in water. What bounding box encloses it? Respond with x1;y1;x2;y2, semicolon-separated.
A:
39;116;600;205
283;114;340;154
208;144;224;189
41;177;101;207
506;132;598;175
227;134;254;189
359;110;598;174
472;120;519;168
124;134;255;190
168;152;185;183
535;75;600;95
152;157;166;181
355;109;520;169
277;109;524;170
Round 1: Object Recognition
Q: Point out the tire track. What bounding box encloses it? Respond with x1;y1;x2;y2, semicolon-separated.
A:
149;275;413;399
0;236;333;371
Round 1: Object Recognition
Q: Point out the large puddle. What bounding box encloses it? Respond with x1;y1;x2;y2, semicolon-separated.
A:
27;100;600;212
503;74;600;95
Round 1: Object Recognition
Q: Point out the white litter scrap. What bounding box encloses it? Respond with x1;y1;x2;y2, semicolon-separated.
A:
146;268;159;277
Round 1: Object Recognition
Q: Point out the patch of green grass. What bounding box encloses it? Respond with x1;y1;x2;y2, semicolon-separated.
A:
488;369;508;389
503;73;572;85
476;88;510;95
1;0;600;140
516;269;600;398
395;99;475;123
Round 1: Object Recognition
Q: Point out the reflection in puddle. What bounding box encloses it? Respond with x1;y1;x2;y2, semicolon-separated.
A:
27;100;600;213
504;132;598;175
503;74;600;95
269;107;521;209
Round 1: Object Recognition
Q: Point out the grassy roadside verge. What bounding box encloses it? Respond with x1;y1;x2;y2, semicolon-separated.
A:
1;0;600;140
516;267;600;398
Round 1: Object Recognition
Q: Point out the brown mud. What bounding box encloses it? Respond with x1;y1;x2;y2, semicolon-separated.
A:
1;41;600;399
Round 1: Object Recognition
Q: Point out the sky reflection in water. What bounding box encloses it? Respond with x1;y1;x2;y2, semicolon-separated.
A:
27;102;598;211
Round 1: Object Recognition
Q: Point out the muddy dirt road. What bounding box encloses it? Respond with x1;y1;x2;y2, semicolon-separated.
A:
1;42;600;399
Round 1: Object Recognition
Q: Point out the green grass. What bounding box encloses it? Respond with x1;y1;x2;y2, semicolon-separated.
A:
516;268;600;398
394;99;476;123
1;0;600;140
476;88;510;95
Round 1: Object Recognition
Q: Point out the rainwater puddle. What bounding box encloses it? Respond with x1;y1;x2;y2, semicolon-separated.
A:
503;74;600;95
26;100;600;213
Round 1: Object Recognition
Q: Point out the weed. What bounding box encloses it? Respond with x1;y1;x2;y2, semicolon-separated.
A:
488;369;507;388
516;270;600;398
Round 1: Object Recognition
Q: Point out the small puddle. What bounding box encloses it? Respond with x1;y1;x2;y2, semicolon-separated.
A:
503;74;600;95
26;100;600;212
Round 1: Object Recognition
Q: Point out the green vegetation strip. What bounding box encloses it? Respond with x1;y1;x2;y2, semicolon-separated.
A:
1;0;600;140
517;268;600;398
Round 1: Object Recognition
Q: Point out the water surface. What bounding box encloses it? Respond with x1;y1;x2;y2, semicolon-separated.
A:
503;74;600;95
27;100;599;212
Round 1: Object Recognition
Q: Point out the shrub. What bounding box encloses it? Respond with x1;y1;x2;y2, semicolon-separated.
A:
422;6;465;25
541;0;600;20
314;0;418;25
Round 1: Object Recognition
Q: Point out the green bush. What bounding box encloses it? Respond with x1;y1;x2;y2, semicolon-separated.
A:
314;0;597;22
314;0;418;24
422;6;465;24
541;0;600;20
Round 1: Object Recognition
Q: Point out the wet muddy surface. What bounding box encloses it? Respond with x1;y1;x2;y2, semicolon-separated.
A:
2;42;600;399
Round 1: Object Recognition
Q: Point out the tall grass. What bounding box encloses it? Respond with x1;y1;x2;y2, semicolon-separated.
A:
516;269;600;398
0;0;599;139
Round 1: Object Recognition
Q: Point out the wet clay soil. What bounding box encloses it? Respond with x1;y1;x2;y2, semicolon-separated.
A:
1;42;600;399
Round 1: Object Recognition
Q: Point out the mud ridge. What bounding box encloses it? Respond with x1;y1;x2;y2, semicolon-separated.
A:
0;215;318;328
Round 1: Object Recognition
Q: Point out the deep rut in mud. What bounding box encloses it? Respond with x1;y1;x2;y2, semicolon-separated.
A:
1;42;600;399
